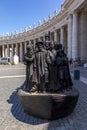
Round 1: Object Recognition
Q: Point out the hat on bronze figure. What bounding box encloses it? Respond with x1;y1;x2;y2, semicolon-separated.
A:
35;41;44;46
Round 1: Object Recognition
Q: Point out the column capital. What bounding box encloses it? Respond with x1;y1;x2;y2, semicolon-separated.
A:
81;10;87;15
54;29;57;33
68;14;73;22
73;10;78;15
73;11;78;19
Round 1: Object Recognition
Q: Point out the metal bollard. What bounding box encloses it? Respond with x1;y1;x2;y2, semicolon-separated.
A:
74;70;80;80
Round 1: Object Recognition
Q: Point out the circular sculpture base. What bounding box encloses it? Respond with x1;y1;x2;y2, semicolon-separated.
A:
18;87;79;120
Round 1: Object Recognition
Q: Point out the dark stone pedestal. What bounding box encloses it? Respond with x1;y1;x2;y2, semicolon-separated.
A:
18;87;79;120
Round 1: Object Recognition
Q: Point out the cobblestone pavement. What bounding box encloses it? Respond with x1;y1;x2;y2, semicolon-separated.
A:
0;64;87;130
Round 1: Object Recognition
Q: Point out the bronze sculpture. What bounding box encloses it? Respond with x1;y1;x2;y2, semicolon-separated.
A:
31;41;48;93
24;44;35;91
24;40;73;93
18;33;79;120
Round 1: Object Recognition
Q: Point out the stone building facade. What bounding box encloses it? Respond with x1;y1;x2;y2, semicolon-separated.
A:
0;0;87;62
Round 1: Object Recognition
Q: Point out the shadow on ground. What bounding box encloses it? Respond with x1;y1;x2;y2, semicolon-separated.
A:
6;73;87;129
7;81;49;125
6;81;81;130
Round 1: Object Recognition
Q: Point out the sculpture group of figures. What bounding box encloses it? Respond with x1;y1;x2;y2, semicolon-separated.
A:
24;36;73;93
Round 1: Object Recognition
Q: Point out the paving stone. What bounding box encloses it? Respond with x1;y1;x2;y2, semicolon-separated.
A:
0;64;87;130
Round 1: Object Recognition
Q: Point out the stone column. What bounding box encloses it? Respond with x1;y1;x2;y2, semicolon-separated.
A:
38;37;41;42
0;46;2;57
5;46;7;57
68;15;72;59
60;26;64;45
11;44;14;57
38;37;41;41
2;45;5;57
54;30;58;42
64;28;68;54
20;42;23;62
16;43;18;55
24;41;27;53
72;12;78;60
50;32;52;42
57;31;60;44
7;44;10;57
34;39;36;49
29;40;31;45
79;11;87;61
43;36;45;42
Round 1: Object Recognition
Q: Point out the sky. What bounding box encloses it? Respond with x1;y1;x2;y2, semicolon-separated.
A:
0;0;65;37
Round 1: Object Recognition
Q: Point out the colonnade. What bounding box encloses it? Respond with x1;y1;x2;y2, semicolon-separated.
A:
0;0;87;63
0;26;68;62
68;10;87;62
